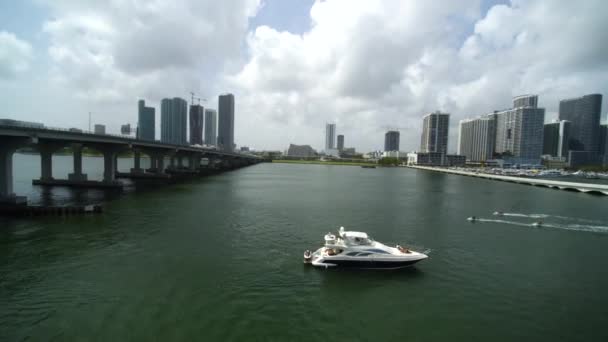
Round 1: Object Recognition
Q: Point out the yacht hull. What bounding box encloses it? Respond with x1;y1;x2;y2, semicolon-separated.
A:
312;256;426;269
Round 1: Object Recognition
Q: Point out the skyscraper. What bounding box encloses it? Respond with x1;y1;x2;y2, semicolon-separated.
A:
161;97;188;145
513;94;538;108
543;120;571;158
217;94;235;152
189;104;204;145
325;123;336;151
420;111;450;154
558;94;602;152
600;124;608;157
458;115;496;162
137;99;155;141
384;131;400;151
204;109;217;146
337;135;344;151
493;96;545;162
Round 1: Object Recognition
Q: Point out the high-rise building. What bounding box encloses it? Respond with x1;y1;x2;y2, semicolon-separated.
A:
558;94;602;152
325;123;336;151
493;96;545;163
161;97;188;145
217;94;235;151
204;109;217;146
420;111;450;154
543;120;571;158
94;124;106;135
137;100;155;141
600;124;608;157
513;94;539;108
337;135;344;151
384;131;400;151
458;115;496;162
189;104;204;145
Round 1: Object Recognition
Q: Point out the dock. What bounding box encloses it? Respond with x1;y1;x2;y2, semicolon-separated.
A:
407;165;608;196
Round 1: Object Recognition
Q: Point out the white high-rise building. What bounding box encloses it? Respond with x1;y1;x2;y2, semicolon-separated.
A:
458;115;496;162
493;98;545;162
325;123;336;151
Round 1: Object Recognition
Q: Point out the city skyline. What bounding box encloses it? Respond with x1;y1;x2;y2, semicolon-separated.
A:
1;1;608;152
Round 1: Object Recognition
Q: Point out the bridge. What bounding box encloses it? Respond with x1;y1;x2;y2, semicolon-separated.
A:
0;123;262;205
407;165;608;196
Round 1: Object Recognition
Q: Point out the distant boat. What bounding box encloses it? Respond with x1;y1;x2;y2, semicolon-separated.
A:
361;165;376;169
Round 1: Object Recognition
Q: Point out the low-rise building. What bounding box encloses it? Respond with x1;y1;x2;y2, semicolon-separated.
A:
325;148;340;158
94;124;106;135
287;144;317;157
407;152;465;166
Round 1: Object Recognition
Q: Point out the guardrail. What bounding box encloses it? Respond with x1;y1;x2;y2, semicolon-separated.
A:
0;124;258;159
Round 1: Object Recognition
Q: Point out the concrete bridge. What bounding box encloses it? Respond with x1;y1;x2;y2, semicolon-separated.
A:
407;165;608;196
0;124;261;205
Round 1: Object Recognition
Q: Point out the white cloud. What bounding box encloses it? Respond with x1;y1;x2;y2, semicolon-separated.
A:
40;0;261;105
229;0;608;152
6;0;606;151
0;31;33;79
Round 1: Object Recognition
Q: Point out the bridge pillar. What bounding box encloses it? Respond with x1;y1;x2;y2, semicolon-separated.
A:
0;147;16;202
156;155;165;174
0;138;29;205
68;143;88;181
99;147;122;183
189;155;199;171
131;150;143;173
177;155;184;168
38;143;63;181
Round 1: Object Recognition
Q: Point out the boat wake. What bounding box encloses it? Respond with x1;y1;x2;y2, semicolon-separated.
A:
477;218;608;234
477;219;531;227
497;212;548;219
496;212;606;224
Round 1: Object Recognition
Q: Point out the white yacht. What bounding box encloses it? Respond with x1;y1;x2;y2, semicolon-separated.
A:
303;227;428;269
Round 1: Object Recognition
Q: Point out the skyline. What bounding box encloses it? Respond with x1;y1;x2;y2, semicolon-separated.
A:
1;0;608;152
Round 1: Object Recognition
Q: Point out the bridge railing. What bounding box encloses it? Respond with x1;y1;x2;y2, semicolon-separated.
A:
0;123;259;159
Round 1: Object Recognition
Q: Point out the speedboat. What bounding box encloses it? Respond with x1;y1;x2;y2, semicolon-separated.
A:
467;216;478;222
303;227;428;269
532;221;543;227
493;211;503;216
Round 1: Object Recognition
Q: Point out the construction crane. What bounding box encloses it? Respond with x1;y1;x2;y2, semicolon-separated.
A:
190;92;208;106
381;125;413;132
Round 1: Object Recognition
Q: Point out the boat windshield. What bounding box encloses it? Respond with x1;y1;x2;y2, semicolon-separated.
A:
349;237;372;245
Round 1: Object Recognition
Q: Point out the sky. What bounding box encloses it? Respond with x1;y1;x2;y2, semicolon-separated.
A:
0;0;607;153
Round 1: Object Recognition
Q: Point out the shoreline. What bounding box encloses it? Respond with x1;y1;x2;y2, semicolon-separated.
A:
407;165;608;196
272;160;376;167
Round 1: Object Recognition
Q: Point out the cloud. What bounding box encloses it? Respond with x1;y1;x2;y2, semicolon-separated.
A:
229;0;608;152
0;31;33;79
41;0;261;105
21;0;608;150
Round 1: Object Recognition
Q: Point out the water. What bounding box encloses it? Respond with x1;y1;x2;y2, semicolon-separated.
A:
1;156;608;341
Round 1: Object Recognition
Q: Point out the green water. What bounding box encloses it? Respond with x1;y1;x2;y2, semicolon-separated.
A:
1;158;608;341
